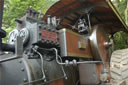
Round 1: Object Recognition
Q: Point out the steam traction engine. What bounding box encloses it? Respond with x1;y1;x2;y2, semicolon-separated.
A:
0;0;128;85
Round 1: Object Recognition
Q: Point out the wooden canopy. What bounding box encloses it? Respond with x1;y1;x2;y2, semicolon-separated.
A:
43;0;128;34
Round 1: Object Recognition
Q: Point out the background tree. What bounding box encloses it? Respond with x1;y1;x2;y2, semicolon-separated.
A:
125;1;128;25
112;0;128;50
114;0;119;8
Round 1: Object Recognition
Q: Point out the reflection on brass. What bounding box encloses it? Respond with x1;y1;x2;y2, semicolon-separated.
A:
59;28;84;38
67;52;92;58
78;41;86;49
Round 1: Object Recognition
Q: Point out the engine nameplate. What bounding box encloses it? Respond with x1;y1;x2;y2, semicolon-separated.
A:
42;29;57;42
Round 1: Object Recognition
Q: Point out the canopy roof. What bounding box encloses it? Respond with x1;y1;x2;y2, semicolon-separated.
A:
43;0;128;34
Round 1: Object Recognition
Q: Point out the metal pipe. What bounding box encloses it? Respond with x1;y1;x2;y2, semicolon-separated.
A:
32;48;47;82
0;56;20;63
52;48;102;65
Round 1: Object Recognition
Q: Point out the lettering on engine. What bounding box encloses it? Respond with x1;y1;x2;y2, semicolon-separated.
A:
42;29;57;42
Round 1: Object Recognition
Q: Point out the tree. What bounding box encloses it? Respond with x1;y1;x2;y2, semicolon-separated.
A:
114;0;120;8
3;0;57;29
116;0;127;21
125;1;128;25
112;0;128;50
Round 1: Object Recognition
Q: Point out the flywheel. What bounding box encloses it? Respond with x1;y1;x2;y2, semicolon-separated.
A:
90;25;111;63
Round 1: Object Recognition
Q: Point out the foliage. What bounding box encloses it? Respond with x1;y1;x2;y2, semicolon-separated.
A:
112;0;128;50
113;0;127;21
114;31;128;49
3;0;58;43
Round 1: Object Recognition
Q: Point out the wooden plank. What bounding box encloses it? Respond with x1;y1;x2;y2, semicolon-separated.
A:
43;0;128;34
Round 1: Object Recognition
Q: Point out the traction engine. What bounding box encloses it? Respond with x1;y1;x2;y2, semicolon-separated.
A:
0;8;110;85
0;0;128;85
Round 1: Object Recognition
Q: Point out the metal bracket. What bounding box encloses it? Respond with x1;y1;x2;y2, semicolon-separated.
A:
0;36;23;63
15;36;23;57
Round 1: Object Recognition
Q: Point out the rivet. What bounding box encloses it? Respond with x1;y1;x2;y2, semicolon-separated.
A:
21;68;25;71
19;60;22;63
23;78;27;82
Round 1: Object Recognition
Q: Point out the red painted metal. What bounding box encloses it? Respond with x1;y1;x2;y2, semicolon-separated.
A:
50;79;64;85
42;29;57;42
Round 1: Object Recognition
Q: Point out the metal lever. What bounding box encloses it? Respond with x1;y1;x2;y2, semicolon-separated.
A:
0;36;23;63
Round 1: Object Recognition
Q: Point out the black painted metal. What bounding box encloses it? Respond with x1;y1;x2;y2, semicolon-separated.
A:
0;0;4;29
0;0;6;38
0;0;4;50
1;43;15;52
0;0;6;51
